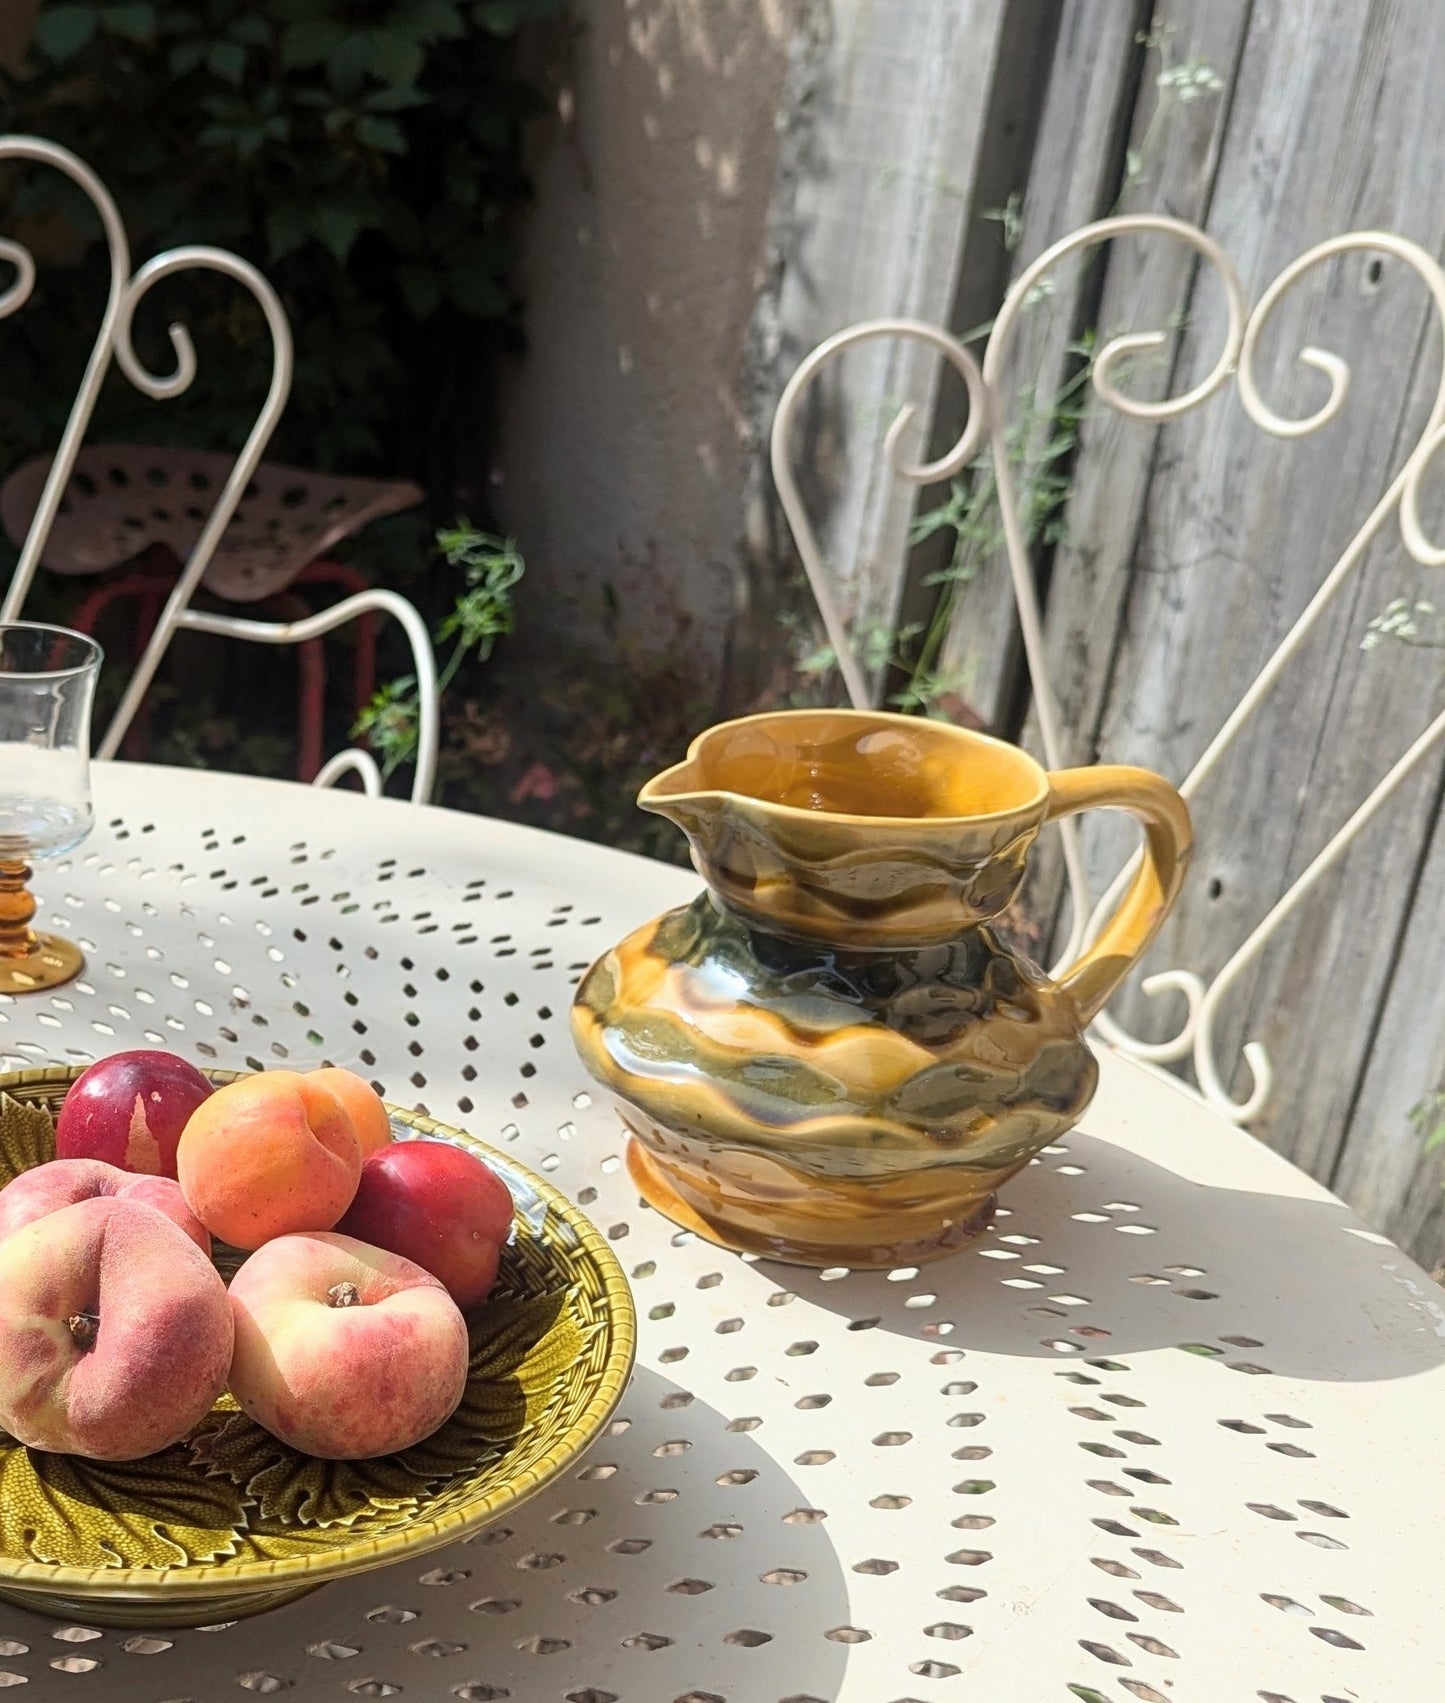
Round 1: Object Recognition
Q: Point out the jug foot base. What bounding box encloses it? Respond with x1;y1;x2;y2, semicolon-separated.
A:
624;1138;996;1268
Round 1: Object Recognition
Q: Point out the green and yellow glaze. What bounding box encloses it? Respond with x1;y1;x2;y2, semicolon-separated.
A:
0;1070;635;1628
573;710;1190;1268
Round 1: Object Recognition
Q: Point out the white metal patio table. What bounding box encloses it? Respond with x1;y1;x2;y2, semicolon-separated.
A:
0;761;1440;1703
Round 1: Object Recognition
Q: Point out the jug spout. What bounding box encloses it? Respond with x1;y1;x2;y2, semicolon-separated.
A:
636;756;714;832
638;760;752;862
635;709;1052;948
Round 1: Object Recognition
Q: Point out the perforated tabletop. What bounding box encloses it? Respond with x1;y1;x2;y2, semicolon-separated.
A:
1;762;1440;1703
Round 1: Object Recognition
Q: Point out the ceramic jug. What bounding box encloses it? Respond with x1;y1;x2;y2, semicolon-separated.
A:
572;710;1190;1268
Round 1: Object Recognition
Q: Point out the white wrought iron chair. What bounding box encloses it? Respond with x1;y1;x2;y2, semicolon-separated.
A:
0;135;439;803
773;214;1445;1129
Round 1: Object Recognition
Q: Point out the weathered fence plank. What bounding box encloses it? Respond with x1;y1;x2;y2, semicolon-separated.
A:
932;0;1152;729
1336;814;1445;1267
756;0;1020;692
1005;0;1255;904
494;0;807;687
997;0;1445;1265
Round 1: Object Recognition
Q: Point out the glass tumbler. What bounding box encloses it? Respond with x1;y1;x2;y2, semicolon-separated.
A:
0;623;102;993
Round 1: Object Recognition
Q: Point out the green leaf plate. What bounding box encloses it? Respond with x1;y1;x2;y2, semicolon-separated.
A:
0;1067;634;1627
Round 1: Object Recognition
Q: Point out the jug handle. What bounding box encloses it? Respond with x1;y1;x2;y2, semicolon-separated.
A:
1044;765;1192;1025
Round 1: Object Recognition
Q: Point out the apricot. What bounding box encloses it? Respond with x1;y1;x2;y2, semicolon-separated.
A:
0;1157;209;1253
227;1231;468;1458
0;1196;232;1459
308;1067;393;1156
177;1071;361;1250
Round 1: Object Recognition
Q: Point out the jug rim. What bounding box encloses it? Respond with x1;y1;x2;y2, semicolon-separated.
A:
639;707;1051;829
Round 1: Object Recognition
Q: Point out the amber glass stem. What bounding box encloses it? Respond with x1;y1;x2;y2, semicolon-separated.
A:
0;860;39;960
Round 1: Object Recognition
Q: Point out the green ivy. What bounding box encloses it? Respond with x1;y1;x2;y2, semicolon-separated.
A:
353;520;524;778
0;0;562;491
1410;1090;1445;1157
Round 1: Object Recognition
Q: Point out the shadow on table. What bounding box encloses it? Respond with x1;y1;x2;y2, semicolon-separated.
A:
0;1367;856;1702
762;1129;1445;1384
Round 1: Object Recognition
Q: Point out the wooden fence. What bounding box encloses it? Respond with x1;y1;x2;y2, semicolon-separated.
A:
765;0;1445;1269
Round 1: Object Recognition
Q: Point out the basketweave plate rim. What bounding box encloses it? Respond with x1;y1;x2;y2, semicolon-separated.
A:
0;1064;636;1600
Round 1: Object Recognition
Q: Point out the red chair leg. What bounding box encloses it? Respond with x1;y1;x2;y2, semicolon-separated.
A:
124;583;169;762
68;568;171;640
294;559;378;715
67;558;335;782
68;565;178;763
264;591;327;783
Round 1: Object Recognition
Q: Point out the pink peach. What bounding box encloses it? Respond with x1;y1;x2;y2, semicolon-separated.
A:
0;1157;210;1253
227;1231;469;1459
0;1196;233;1459
177;1071;361;1250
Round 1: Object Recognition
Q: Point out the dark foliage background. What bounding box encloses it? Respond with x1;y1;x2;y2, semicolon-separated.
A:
0;0;570;787
0;0;562;509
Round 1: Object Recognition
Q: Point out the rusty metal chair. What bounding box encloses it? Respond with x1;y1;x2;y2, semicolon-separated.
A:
0;445;423;778
0;133;438;802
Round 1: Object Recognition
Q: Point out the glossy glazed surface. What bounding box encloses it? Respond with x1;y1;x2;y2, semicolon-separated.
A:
575;710;1190;1265
0;1070;634;1627
638;710;1048;949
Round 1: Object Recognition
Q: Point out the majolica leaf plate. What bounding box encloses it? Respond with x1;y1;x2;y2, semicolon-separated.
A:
0;1068;635;1627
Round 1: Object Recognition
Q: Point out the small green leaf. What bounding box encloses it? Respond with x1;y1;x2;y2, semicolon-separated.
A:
369;29;425;85
325;30;375;91
168;38;207;74
235;124;276;160
101;2;155;42
381;197;423;252
354;677;420;777
398;263;441;317
444;233;509;273
444;264;507;317
280;16;344;67
1409;1090;1445;1153
265;202;312;262
471;0;533;32
395;0;466;40
316;204;366;263
228;14;270;46
207;40;247;85
355;115;406;154
362;84;431;112
34;6;97;59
